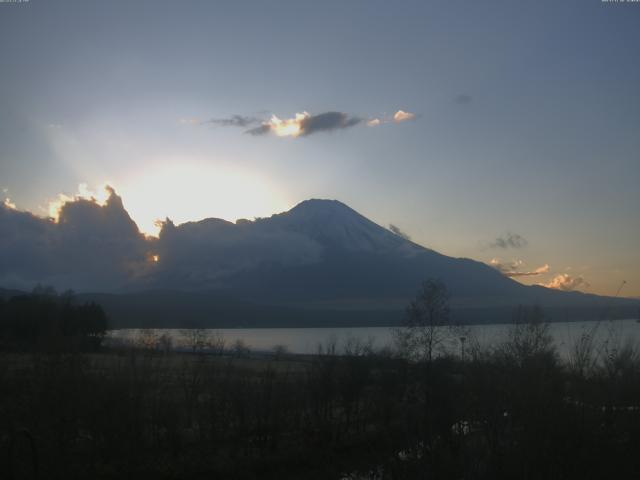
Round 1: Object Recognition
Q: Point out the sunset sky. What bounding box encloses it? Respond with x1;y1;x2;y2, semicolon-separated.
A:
1;0;639;297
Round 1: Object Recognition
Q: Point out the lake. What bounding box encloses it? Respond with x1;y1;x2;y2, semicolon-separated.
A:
107;319;640;358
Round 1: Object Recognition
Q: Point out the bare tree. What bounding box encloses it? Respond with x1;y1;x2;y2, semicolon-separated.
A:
232;338;251;357
272;344;289;360
136;329;159;352
158;333;173;354
181;328;210;354
209;330;226;356
499;305;555;366
395;279;452;362
568;323;600;378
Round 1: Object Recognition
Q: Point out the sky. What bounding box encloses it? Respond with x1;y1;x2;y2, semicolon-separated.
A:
0;0;639;297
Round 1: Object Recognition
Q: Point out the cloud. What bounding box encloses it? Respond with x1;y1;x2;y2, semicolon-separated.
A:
153;216;323;288
454;94;472;105
542;273;589;291
509;264;550;277
389;224;411;240
0;186;323;292
203;115;262;128
47;182;112;220
197;108;418;137
367;110;418;127
0;187;151;291
3;198;16;210
490;258;549;277
299;111;362;135
245;124;272;136
491;232;528;249
246;111;362;137
393;110;417;122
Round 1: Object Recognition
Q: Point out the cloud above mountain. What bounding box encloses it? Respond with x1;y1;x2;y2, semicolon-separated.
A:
202;115;262;128
0;187;325;291
0;188;151;291
152;216;323;288
491;232;528;249
393;110;416;122
542;273;589;291
197;109;418;138
389;224;411;240
246;111;362;137
367;109;418;128
490;258;549;277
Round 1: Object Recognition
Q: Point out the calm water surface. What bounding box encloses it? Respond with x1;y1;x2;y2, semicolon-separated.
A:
107;319;640;358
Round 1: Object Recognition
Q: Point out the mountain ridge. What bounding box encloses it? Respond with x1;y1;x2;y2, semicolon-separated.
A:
2;195;638;327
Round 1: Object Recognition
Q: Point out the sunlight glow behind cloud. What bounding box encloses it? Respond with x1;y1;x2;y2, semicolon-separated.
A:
269;112;308;137
116;161;291;236
47;183;112;220
246;111;363;137
42;161;290;237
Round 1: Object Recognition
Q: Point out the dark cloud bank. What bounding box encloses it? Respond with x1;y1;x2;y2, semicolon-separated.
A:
298;112;362;135
0;189;322;292
0;190;148;291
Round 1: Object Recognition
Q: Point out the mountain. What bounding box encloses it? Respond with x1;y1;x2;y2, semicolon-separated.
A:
148;199;519;299
1;198;637;327
113;198;634;327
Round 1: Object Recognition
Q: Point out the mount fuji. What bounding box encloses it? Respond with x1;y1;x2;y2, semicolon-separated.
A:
94;199;636;327
1;196;636;327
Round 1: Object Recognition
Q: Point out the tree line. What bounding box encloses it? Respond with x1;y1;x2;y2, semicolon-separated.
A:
0;286;107;351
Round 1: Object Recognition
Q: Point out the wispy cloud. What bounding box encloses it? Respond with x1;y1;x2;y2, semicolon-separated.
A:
197;108;419;138
491;232;528;249
389;224;411;240
246;111;362;137
202;115;262;128
542;274;589;291
490;258;549;277
367;109;419;127
246;124;272;136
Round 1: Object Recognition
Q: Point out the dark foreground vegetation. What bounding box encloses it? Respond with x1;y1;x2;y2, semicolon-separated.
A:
0;331;639;478
1;287;640;479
